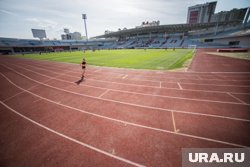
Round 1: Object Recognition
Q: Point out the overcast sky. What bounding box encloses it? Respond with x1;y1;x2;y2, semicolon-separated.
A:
0;0;249;39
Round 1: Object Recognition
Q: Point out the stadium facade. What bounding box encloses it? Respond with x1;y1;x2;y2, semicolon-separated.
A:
187;1;217;24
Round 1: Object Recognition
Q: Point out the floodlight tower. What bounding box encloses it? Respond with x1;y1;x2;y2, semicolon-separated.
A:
82;14;88;41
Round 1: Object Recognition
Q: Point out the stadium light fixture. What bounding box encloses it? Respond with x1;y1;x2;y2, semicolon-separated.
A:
82;14;88;41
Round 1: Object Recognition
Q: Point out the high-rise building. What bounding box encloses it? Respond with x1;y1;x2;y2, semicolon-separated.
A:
187;1;217;24
210;8;248;23
61;29;82;40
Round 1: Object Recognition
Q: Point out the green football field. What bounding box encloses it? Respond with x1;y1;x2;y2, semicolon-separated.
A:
14;49;194;70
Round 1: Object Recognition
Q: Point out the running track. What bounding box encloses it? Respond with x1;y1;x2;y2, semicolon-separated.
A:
0;49;250;167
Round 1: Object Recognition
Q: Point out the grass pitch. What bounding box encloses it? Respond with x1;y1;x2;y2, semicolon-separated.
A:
15;49;194;70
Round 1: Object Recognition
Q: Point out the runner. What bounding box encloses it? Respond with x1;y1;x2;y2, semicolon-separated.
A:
80;58;86;80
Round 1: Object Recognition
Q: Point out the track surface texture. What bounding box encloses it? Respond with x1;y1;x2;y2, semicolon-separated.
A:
0;49;250;167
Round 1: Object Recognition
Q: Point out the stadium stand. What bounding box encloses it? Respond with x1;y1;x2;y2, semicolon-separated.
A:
0;21;249;54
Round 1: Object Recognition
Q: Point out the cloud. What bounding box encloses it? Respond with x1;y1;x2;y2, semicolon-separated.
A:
0;9;18;16
25;18;58;30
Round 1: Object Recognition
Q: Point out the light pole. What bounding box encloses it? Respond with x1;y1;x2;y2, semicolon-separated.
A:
82;14;88;41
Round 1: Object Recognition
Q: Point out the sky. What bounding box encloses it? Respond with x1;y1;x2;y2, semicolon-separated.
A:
0;0;249;39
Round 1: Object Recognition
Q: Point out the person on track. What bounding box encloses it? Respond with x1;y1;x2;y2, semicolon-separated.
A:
80;58;86;80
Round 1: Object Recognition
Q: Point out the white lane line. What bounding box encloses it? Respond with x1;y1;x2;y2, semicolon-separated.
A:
28;63;250;82
11;62;250;87
3;83;41;102
177;82;183;90
21;63;125;79
3;91;25;102
12;63;249;105
171;111;179;133
211;71;250;74
8;57;250;75
0;101;145;167
6;62;250;100
93;69;101;72
196;75;202;80
0;73;248;148
5;63;107;91
15;63;159;88
7;62;250;94
98;89;110;98
4;58;250;82
122;75;128;79
227;93;247;104
2;70;70;102
17;65;250;104
2;64;250;123
33;98;43;103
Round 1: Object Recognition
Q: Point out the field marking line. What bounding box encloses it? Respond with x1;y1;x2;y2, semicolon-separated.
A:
0;101;145;167
33;98;43;103
32;62;250;82
98;89;110;98
3;63;108;91
9;61;250;86
4;56;250;81
9;61;250;88
177;82;183;90
196;75;202;80
5;62;162;88
13;63;250;105
2;64;250;123
211;71;250;74
3;91;25;102
2;69;72;102
92;69;101;73
6;62;250;96
171;111;179;133
20;62;126;79
178;82;250;88
0;73;248;148
122;74;128;79
227;93;247;104
2;82;42;102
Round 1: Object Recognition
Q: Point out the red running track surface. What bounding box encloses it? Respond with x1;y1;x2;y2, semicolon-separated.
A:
0;49;250;167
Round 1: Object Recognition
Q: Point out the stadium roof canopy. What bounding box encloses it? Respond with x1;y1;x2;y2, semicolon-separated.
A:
95;21;241;38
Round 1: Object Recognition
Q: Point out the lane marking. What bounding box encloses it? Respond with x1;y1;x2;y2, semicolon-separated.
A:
196;75;202;80
177;82;183;90
33;98;43;103
122;75;128;79
5;63;250;105
6;61;250;94
3;91;26;102
0;101;145;167
2;64;250;123
98;89;110;98
0;74;248;148
2;70;71;102
3;83;41;102
171;111;179;133
24;63;126;79
9;62;250;87
3;57;250;83
227;93;247;104
7;56;250;75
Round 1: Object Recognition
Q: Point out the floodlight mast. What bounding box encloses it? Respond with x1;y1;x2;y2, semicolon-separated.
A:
82;14;88;41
